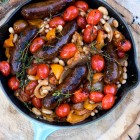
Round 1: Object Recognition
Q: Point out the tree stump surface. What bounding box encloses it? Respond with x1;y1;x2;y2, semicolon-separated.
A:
0;0;140;140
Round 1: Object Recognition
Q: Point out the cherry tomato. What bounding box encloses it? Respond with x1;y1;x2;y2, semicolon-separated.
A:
102;94;115;110
0;61;10;76
104;84;117;96
117;39;132;52
63;6;79;21
83;25;97;43
8;77;19;90
55;103;70;117
37;64;50;79
117;51;125;58
91;55;105;72
90;91;104;103
30;37;45;53
77;15;87;29
31;96;42;109
87;9;102;25
72;88;89;103
49;16;65;28
60;43;77;59
25;81;38;96
26;63;38;75
74;1;89;12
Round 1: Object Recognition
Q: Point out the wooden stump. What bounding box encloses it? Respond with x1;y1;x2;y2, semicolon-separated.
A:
0;0;139;140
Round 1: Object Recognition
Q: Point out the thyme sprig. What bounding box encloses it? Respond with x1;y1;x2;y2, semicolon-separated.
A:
16;30;40;88
52;90;71;105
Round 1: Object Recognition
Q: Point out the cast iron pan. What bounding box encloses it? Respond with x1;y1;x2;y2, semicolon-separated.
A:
0;0;139;139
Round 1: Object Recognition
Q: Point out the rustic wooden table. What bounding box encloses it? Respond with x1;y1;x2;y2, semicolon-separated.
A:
0;0;140;140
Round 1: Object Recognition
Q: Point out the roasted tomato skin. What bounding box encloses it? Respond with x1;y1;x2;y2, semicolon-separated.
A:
117;51;125;58
0;61;10;76
30;37;45;53
60;43;77;59
87;9;102;25
103;84;117;96
102;94;115;110
83;25;97;43
90;91;104;103
55;103;70;117
8;77;20;91
74;1;89;12
72;88;89;103
26;63;38;75
63;6;79;21
31;96;42;109
49;16;65;28
25;81;38;96
77;15;87;29
117;39;132;52
37;64;50;79
91;55;105;72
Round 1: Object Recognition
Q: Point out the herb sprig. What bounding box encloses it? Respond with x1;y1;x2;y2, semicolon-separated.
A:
52;90;71;105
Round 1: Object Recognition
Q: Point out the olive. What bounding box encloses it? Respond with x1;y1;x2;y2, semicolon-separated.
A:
13;19;28;33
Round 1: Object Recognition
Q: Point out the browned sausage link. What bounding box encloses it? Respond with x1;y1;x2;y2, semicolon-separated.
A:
21;0;74;19
104;42;120;84
10;26;38;75
35;20;78;60
42;65;88;109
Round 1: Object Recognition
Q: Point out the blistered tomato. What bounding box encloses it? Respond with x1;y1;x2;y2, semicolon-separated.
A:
103;84;117;96
0;61;10;76
49;16;65;28
74;1;89;12
102;94;115;110
90;91;104;103
83;25;97;43
37;64;50;79
26;63;38;75
77;15;87;29
63;6;79;21
91;55;105;72
55;103;70;117
8;77;19;90
87;9;102;25
32;96;42;109
30;37;45;53
60;43;77;59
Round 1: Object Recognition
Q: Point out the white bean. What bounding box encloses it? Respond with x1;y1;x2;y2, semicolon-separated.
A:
100;18;106;24
113;19;119;28
115;34;120;39
123;73;127;80
121;80;126;84
27;75;38;80
45;24;49;29
59;60;65;66
9;27;14;34
57;25;63;32
45;29;49;33
123;67;127;72
13;34;18;43
94;110;98;113
124;61;128;67
32;108;41;116
53;57;59;63
91;112;95;116
42;108;53;115
103;15;107;20
89;100;95;104
98;6;108;16
117;84;121;88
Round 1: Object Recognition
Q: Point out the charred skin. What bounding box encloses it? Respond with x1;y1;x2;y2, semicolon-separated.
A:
21;0;74;19
43;65;88;109
10;26;38;75
35;20;78;60
104;42;120;84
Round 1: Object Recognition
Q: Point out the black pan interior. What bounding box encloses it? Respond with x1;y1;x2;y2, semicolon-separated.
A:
0;0;139;127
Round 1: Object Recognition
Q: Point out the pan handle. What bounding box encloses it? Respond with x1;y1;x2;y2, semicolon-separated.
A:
31;120;60;140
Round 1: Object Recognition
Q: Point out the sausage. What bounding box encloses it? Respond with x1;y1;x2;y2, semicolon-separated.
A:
35;20;78;60
42;65;87;109
10;26;38;75
104;42;120;84
21;0;74;19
